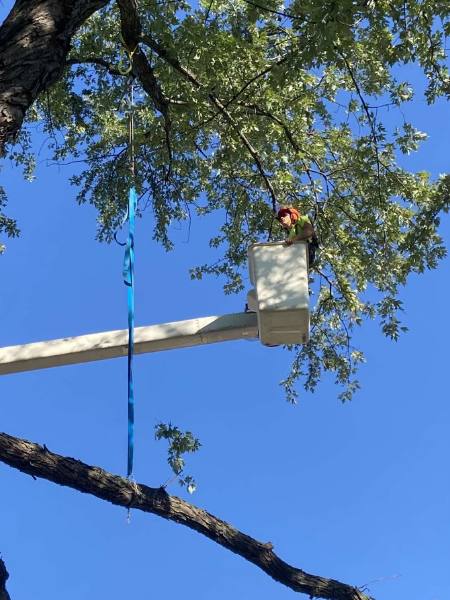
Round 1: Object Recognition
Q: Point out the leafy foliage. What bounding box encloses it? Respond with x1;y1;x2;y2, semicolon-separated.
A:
155;422;201;492
4;0;450;399
0;183;19;254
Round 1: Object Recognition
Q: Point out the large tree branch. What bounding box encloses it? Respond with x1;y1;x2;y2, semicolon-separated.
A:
0;0;110;155
0;557;11;600
0;432;371;600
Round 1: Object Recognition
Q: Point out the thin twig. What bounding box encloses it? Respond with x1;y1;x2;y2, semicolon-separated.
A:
66;57;125;77
141;32;279;212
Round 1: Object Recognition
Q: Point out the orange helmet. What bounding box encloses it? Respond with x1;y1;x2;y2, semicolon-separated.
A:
277;206;300;222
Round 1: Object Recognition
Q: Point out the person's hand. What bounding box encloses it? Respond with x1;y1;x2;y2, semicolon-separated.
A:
285;239;293;246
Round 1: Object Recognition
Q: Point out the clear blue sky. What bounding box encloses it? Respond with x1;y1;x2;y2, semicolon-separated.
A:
1;5;450;600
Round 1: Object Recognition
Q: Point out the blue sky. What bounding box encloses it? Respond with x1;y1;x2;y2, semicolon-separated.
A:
1;5;450;600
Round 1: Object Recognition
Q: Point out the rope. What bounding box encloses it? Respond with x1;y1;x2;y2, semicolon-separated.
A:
123;186;136;478
123;72;137;479
128;78;135;180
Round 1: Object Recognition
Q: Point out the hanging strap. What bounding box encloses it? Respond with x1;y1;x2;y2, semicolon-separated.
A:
123;186;137;478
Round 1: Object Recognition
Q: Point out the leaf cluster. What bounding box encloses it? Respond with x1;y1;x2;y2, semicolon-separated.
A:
0;184;19;254
155;422;201;493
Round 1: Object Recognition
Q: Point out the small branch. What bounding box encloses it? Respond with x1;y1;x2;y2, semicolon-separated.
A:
335;49;383;200
190;56;290;130
66;57;125;77
221;55;290;111
0;557;11;600
209;94;278;212
141;34;201;89
239;0;308;22
0;432;372;600
237;102;301;152
140;33;278;211
203;0;215;24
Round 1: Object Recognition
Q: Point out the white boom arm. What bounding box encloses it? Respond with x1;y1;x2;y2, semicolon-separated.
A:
0;312;258;376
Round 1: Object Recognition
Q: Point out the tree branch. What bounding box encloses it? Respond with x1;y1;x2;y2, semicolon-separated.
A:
66;57;126;77
116;0;169;117
209;94;278;212
141;33;201;89
221;55;290;111
116;0;173;175
0;557;11;600
239;0;307;22
140;32;278;211
0;431;371;600
335;48;383;199
237;102;301;152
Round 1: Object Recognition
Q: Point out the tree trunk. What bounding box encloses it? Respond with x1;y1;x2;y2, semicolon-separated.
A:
0;0;110;154
0;432;371;600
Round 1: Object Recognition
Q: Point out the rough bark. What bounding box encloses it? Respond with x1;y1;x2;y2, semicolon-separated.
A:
0;432;372;600
0;0;110;154
0;557;11;600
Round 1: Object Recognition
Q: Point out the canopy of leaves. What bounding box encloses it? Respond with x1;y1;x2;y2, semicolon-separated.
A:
3;0;450;400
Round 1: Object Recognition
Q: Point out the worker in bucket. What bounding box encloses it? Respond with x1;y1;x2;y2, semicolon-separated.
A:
277;206;318;266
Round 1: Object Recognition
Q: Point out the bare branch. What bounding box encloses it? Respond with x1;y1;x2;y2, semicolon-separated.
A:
0;431;372;600
66;57;126;77
203;0;215;25
0;557;11;600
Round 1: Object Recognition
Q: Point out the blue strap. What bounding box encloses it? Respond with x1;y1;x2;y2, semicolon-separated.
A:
123;187;137;478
